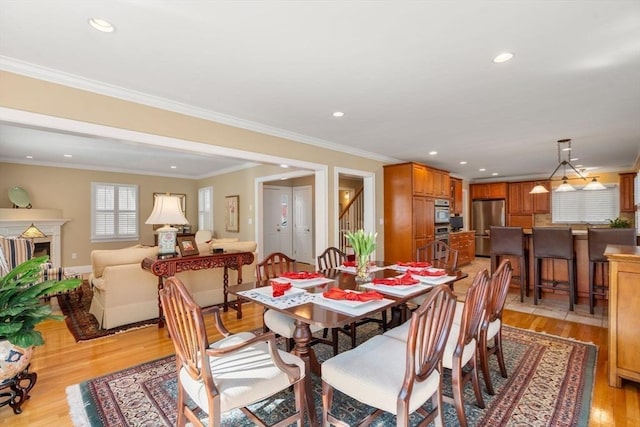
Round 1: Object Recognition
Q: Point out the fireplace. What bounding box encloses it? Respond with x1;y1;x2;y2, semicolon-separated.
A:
0;209;69;268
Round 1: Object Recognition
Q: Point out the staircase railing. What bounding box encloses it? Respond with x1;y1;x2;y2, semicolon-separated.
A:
338;188;364;254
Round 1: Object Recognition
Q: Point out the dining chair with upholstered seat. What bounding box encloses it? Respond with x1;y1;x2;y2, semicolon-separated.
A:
385;268;490;427
159;276;306;427
478;259;513;395
257;252;337;354
322;284;457;427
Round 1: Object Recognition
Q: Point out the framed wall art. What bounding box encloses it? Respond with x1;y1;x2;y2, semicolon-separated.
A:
224;195;239;232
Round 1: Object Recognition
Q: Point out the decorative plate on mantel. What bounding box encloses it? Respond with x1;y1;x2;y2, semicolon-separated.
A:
8;186;32;208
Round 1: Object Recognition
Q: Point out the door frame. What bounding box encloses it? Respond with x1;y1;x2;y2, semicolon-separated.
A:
334;167;376;259
292;184;314;264
256;169;327;263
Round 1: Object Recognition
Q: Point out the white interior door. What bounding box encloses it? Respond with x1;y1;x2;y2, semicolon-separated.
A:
263;185;293;258
293;185;313;264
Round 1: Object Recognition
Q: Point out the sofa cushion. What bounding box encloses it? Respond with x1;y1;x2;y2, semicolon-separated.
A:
210;238;239;244
210;241;257;253
91;245;158;278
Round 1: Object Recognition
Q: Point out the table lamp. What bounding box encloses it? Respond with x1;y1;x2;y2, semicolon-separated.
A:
145;194;189;257
20;223;46;239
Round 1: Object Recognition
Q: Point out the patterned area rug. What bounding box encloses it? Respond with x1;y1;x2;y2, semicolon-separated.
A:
57;281;158;341
66;323;596;426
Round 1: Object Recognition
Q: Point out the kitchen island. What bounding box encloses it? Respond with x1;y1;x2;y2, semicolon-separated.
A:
605;244;640;387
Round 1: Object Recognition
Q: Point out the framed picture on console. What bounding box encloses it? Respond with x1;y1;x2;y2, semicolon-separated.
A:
224;195;239;232
177;235;199;257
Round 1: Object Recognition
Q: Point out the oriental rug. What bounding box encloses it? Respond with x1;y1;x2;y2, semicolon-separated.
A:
57;281;158;341
66;324;596;426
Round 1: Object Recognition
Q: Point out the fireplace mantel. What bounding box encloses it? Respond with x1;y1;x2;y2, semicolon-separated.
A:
0;209;70;268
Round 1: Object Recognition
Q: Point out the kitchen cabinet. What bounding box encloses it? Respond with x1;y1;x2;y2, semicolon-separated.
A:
450;177;463;215
384;162;443;262
470;182;507;200
449;231;475;267
532;181;551;213
605;245;640;387
508;180;550;216
433;169;451;198
620;172;636;213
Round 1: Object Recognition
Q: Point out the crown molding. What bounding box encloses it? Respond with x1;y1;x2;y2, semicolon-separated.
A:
0;57;400;164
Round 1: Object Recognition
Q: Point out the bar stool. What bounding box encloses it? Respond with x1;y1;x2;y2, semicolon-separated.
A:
587;228;636;314
489;226;528;302
532;227;577;311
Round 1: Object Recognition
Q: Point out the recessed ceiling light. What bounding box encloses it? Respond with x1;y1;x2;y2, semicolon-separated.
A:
170;165;177;169
89;18;115;33
332;111;344;117
570;157;579;161
63;154;72;158
459;161;468;165
575;164;584;168
280;164;289;168
429;151;438;156
493;52;514;63
25;155;33;159
479;168;486;172
491;172;499;176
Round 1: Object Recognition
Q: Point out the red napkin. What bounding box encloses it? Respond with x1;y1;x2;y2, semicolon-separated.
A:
322;288;384;302
397;261;432;268
409;268;447;277
280;271;324;280
270;281;292;297
372;272;420;286
342;260;357;267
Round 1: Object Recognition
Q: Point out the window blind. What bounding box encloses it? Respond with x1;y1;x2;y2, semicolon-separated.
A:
198;186;214;231
552;184;618;223
92;182;139;241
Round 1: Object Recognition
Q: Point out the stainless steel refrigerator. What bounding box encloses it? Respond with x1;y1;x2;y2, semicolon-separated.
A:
472;199;506;257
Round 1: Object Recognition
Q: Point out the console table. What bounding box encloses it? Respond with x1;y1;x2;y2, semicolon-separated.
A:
141;251;255;327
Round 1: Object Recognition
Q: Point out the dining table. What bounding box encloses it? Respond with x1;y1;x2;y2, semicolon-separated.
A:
228;261;467;426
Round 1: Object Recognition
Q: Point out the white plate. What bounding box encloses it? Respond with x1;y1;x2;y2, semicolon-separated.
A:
252;285;306;301
318;292;378;308
411;274;457;285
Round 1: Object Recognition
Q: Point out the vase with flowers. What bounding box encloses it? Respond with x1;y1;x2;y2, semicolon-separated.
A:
345;229;377;284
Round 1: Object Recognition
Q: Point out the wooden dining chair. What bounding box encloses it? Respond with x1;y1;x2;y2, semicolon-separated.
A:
478;259;513;395
322;284;457;427
316;246;346;271
416;240;459;271
159;276;306;427
385;268;490;427
257;252;337;354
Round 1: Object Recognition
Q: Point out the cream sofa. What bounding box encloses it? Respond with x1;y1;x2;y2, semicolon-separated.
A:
88;239;257;329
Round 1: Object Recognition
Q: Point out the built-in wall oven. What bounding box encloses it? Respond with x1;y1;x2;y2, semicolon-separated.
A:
434;199;451;224
435;224;450;245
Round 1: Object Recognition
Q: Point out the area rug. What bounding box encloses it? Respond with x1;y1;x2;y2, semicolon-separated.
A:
57;281;158;341
66;323;596;426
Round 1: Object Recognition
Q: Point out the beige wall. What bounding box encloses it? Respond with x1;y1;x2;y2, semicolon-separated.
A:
0;162;197;266
0;71;386;264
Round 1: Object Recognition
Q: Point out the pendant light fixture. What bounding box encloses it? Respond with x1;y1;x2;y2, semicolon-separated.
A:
529;139;606;193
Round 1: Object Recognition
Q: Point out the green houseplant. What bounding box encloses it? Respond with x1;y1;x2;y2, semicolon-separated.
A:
0;256;81;348
345;229;377;283
608;217;631;228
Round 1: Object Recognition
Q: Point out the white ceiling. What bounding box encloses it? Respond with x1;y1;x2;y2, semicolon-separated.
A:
0;1;639;181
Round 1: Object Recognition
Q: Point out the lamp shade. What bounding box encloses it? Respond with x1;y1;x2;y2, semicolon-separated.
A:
583;178;606;191
555;180;576;192
145;195;188;225
529;184;549;194
20;223;46;239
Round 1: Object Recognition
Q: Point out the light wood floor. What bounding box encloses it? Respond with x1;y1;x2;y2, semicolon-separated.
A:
1;300;639;426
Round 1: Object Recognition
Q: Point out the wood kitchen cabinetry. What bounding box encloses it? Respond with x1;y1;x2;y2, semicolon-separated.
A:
449;231;475;267
470;182;507;200
450;177;463;215
605;245;640;388
432;169;451;198
384;162;444;262
619;172;636;213
507;180;551;227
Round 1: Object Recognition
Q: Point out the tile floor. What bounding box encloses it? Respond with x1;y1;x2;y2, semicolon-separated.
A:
462;257;607;328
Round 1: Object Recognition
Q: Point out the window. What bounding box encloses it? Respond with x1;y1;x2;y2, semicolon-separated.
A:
198;186;214;231
92;182;139;241
552;184;618;224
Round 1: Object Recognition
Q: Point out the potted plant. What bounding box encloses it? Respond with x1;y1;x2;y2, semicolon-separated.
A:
608;217;631;228
0;256;81;382
345;229;377;283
